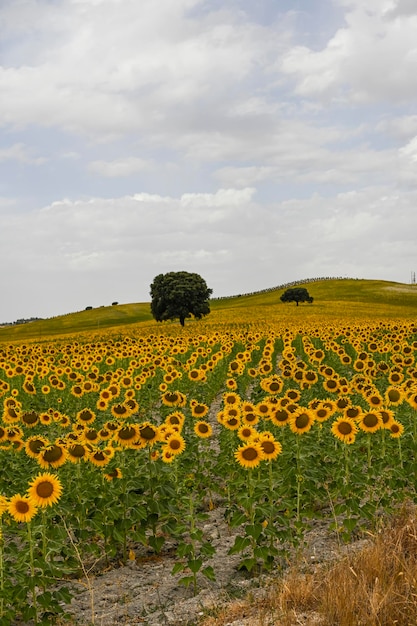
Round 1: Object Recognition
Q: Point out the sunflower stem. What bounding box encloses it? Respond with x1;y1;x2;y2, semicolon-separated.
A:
27;521;39;625
268;460;275;548
41;508;47;560
0;520;4;619
398;436;403;469
295;437;302;524
366;434;372;470
344;443;350;486
247;468;254;525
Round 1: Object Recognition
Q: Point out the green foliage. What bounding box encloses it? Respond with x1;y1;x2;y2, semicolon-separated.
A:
280;287;313;306
150;271;213;326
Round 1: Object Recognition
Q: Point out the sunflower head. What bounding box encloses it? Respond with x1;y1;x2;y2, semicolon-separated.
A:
8;494;38;523
27;473;63;508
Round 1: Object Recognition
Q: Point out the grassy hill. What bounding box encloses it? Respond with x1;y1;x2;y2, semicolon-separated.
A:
1;278;417;343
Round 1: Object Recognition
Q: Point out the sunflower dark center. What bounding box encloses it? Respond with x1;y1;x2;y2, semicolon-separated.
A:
261;441;275;454
37;481;54;498
69;444;86;458
16;500;30;514
119;427;136;440
295;414;310;429
43;446;64;462
338;421;353;435
140;425;157;440
388;390;401;402
242;447;258;461
364;413;378;427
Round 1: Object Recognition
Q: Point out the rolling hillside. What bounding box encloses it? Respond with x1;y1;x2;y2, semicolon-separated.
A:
1;278;417;342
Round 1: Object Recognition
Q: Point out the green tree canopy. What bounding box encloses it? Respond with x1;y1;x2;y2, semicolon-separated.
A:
150;271;213;326
280;287;314;306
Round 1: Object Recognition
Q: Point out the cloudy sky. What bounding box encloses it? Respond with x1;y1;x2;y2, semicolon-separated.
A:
1;0;417;321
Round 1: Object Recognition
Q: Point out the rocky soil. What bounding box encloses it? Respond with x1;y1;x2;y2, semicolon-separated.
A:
63;505;368;626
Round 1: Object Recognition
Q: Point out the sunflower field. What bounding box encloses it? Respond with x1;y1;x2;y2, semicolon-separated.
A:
2;285;417;623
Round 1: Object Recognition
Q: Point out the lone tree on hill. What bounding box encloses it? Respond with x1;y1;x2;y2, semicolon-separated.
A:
150;271;213;326
280;287;314;306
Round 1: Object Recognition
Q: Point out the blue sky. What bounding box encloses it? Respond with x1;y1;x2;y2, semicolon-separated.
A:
1;0;417;321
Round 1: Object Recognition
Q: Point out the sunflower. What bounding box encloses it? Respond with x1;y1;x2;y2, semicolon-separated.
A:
323;378;340;393
223;391;240;407
342;405;362;421
234;441;264;469
161;449;176;464
111;403;130;419
303;370;319;386
20;410;39;428
384;386;404;406
37;443;68;469
388;371;404;385
76;408;96;425
237;425;258;441
389;421;404;438
366;392;384;409
8;494;38;523
164;433;186;456
359;411;383;433
0;426;7;444
161;390;187;407
188;369;202;382
285;389;301;402
104;467;123;481
289;409;315;435
89;449;112;467
6;426;24;441
0;495;8;516
138;422;160;446
258;434;282;461
260;375;284;395
222;414;241;431
331;417;358;444
225;378;238;390
96;398;109;411
66;443;88;464
270;408;290;427
191;402;209;418
334;397;350;411
124;398;139;415
378;409;395;429
313;405;332;423
115;424;139;448
70;384;84;398
255;401;272;419
81;428;101;445
194;421;213;438
23;380;36;395
39;412;53;426
164;411;185;428
242;409;259;426
27;473;63;508
2;405;20;424
25;435;49;459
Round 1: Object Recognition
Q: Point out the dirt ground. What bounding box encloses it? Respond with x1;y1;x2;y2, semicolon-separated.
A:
63;504;367;626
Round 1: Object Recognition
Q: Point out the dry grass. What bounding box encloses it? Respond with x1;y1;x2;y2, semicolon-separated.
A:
200;504;417;626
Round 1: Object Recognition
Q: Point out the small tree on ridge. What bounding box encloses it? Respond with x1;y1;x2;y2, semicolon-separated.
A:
280;287;314;306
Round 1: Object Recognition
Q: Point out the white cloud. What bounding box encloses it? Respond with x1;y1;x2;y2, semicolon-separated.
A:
0;142;45;165
89;157;152;177
281;3;417;103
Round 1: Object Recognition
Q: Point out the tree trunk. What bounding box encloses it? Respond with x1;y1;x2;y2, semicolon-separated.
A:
179;316;185;326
